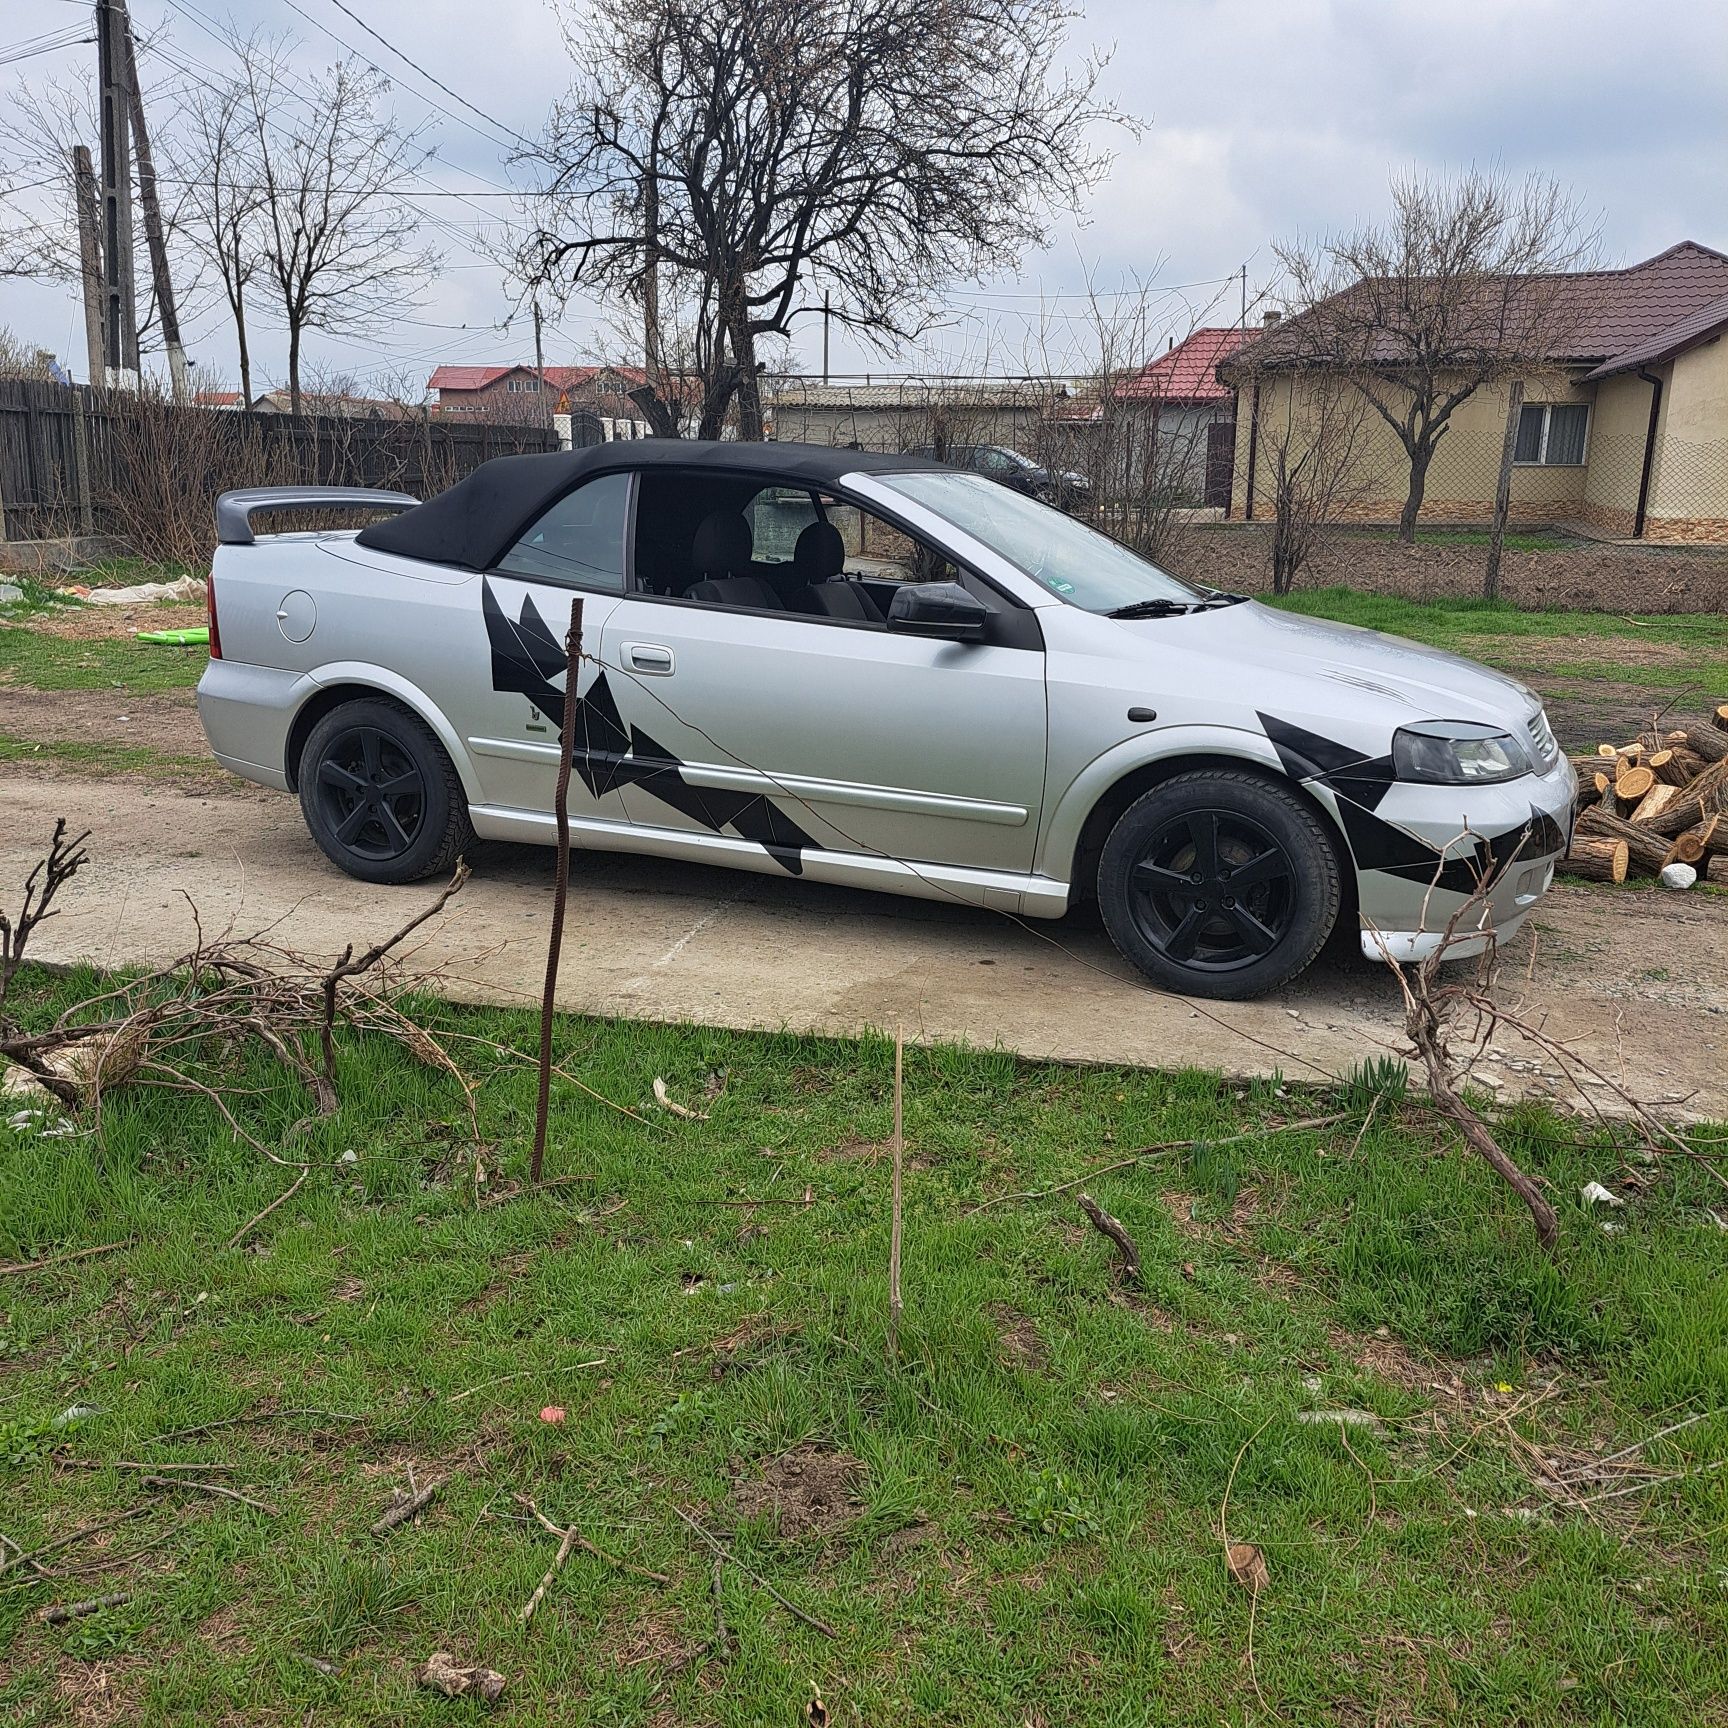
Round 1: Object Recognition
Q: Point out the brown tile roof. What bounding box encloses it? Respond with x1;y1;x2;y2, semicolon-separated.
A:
1559;243;1728;360
1587;287;1728;378
428;363;649;393
1228;241;1728;375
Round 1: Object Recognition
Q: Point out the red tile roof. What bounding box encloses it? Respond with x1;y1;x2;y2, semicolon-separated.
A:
1116;328;1253;402
428;363;649;394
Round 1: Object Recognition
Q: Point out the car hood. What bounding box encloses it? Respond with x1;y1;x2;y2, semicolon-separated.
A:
1114;600;1535;730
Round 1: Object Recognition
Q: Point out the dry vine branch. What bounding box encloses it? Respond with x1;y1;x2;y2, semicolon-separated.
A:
1368;836;1560;1248
0;833;479;1175
0;817;89;1009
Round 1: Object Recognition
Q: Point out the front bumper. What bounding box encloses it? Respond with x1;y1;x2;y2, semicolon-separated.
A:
1317;754;1577;964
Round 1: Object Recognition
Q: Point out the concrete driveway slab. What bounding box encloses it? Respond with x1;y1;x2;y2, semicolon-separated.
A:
3;774;1723;1117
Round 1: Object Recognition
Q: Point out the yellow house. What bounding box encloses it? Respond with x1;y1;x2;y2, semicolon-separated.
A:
1221;242;1728;544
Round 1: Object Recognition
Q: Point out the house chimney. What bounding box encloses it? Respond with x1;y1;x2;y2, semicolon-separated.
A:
1261;310;1282;327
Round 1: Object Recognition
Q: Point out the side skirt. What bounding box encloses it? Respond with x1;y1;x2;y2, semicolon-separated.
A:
467;804;1071;919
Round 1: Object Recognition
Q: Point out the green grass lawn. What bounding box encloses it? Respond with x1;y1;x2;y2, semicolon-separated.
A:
0;625;207;696
3;967;1724;1725
1268;590;1728;705
1381;528;1578;554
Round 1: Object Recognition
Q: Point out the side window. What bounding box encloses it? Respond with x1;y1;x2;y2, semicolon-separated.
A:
976;448;1014;476
496;472;631;589
747;487;820;563
817;494;966;588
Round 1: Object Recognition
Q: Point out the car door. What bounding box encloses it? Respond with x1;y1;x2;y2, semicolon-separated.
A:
454;469;637;824
594;478;1048;876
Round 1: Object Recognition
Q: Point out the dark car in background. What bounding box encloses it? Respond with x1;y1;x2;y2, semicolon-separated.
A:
907;443;1091;510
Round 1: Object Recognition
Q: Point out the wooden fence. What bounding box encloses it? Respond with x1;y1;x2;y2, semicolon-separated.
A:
0;377;561;545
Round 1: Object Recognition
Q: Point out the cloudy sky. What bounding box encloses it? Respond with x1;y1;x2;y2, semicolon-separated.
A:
2;0;1723;392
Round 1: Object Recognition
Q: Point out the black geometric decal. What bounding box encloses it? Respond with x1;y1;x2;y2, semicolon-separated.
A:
1256;711;1559;902
481;579;816;874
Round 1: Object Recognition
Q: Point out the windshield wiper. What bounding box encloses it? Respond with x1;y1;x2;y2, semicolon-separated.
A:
1195;590;1250;608
1105;597;1197;619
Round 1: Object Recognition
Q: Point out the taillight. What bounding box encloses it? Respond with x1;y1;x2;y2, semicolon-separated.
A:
206;570;223;659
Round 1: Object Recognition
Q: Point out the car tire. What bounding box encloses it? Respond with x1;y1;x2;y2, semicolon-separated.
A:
298;697;474;885
1097;769;1342;1000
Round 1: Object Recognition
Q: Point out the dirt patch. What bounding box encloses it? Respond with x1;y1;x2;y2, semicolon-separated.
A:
601;1604;700;1675
729;1442;861;1540
25;602;208;643
48;1656;151;1728
1328;1325;1469;1404
1169;524;1728;614
1158;1188;1262;1240
816;1135;883;1162
988;1302;1049;1373
0;687;204;757
196;1603;252;1658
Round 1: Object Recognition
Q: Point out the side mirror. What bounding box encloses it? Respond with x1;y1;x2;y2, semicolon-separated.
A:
886;581;989;642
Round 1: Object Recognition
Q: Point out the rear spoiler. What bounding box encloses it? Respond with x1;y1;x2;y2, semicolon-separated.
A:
214;486;418;546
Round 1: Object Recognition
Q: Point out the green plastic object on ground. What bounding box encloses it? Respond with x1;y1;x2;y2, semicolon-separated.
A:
136;626;210;647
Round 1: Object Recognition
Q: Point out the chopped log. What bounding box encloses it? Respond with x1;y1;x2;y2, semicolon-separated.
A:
1563;838;1629;883
1576;807;1675;874
1595;743;1620;759
1655;748;1706;786
1714;703;1728;733
1642;758;1728;835
1613;764;1655;803
1631;781;1680;824
1685;726;1728;765
1663;830;1706;869
1695;812;1722;871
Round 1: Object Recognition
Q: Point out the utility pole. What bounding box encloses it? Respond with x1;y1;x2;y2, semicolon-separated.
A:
120;5;189;399
641;124;662;386
72;145;105;387
95;0;139;387
822;292;830;385
532;297;548;423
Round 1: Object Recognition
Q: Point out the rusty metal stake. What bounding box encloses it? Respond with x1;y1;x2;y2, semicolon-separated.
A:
531;595;583;1183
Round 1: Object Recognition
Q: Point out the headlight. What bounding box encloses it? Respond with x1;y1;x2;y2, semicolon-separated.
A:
1393;721;1531;785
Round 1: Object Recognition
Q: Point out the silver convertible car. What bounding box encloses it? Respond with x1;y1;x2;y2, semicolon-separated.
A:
198;442;1574;999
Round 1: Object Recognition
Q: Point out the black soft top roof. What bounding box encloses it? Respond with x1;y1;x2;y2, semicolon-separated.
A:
355;439;946;571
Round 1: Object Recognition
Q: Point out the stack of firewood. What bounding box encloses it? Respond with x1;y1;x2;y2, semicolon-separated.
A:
1565;704;1728;886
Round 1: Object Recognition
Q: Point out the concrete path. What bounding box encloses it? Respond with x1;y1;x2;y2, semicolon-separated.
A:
4;774;1724;1116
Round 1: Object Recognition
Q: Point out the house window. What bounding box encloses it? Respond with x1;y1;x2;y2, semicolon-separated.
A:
506;376;541;394
1514;402;1588;466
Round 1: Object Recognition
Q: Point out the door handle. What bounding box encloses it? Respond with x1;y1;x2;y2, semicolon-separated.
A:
626;643;675;675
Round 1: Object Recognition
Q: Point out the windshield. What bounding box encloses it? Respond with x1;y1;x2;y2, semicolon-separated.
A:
877;469;1205;613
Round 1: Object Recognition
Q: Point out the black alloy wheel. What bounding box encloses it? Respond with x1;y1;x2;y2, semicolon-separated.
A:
1097;768;1342;999
315;724;427;862
298;697;474;884
1127;807;1295;972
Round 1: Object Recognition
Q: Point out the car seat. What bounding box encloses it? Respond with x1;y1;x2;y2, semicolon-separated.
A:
685;511;780;608
793;521;883;623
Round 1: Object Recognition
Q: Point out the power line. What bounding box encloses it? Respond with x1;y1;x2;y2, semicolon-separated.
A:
272;0;531;160
315;0;538;154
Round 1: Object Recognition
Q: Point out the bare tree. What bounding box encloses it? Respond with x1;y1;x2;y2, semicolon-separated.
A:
240;59;434;414
1245;362;1376;595
520;0;1122;439
172;43;279;406
1275;170;1597;542
1031;273;1241;566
